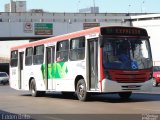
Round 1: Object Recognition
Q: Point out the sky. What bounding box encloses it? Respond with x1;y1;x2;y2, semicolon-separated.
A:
0;0;160;13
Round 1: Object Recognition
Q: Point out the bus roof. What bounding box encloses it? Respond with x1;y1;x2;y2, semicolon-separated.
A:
11;26;148;51
11;26;101;51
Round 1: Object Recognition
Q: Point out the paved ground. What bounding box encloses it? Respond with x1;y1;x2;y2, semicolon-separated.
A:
0;85;160;120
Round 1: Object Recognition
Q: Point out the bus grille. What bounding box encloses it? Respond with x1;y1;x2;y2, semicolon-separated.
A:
109;69;151;83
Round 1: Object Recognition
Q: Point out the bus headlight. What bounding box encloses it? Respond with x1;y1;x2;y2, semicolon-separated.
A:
157;74;160;78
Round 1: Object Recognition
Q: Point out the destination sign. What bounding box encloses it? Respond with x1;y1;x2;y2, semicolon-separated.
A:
101;27;148;36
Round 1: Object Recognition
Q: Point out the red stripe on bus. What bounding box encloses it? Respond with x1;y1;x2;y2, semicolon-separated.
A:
100;48;104;92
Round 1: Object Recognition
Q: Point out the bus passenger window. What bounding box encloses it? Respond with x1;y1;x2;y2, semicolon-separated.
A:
56;40;69;62
10;50;18;67
33;45;44;65
70;37;85;61
25;47;33;66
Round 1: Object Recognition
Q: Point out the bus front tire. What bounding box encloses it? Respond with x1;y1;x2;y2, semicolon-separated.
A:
30;79;45;97
118;92;132;100
76;79;88;101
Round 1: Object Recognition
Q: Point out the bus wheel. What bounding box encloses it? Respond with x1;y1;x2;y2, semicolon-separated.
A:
30;79;40;97
118;92;132;100
76;79;87;101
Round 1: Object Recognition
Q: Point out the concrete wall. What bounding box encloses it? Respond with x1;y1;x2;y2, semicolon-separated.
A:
0;12;131;59
0;13;131;37
0;22;54;37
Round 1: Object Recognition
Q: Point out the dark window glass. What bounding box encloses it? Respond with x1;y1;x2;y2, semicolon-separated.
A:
33;45;44;65
47;48;51;64
56;40;69;62
10;50;18;67
52;46;55;63
70;37;85;61
47;46;55;64
25;47;33;66
0;72;8;77
153;66;160;72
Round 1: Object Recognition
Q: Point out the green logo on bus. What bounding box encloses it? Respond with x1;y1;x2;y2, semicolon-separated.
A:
41;62;68;79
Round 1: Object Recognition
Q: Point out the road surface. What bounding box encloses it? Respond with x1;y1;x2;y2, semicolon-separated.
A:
0;85;160;120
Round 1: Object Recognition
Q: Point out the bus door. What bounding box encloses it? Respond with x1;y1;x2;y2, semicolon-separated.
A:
88;38;98;90
45;46;55;90
18;51;24;89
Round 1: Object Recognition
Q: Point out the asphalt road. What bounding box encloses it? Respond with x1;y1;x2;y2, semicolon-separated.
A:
0;85;160;120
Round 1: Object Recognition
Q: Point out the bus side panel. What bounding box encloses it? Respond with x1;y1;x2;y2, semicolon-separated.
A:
55;61;86;92
10;67;19;90
32;65;46;91
22;66;34;90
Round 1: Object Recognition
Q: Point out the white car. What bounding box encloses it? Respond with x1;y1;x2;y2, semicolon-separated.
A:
0;72;9;85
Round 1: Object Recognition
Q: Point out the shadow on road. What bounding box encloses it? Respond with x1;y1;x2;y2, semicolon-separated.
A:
20;92;160;103
3;84;160;103
87;93;160;103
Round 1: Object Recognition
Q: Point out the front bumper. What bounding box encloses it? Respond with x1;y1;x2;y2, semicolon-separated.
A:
101;78;153;93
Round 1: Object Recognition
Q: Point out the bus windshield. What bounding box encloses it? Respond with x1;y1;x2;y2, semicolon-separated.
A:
102;37;152;70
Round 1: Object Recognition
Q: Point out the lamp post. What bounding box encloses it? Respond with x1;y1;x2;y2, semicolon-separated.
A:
141;1;145;13
67;19;71;33
93;0;96;13
77;0;80;12
128;4;131;13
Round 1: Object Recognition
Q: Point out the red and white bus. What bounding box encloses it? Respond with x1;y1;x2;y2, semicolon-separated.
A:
10;26;153;101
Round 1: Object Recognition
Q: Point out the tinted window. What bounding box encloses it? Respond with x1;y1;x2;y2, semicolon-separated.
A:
70;37;85;61
10;50;18;67
33;45;44;65
153;66;160;72
56;40;69;62
47;46;55;64
102;38;152;70
47;48;51;64
25;47;33;66
0;73;8;77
